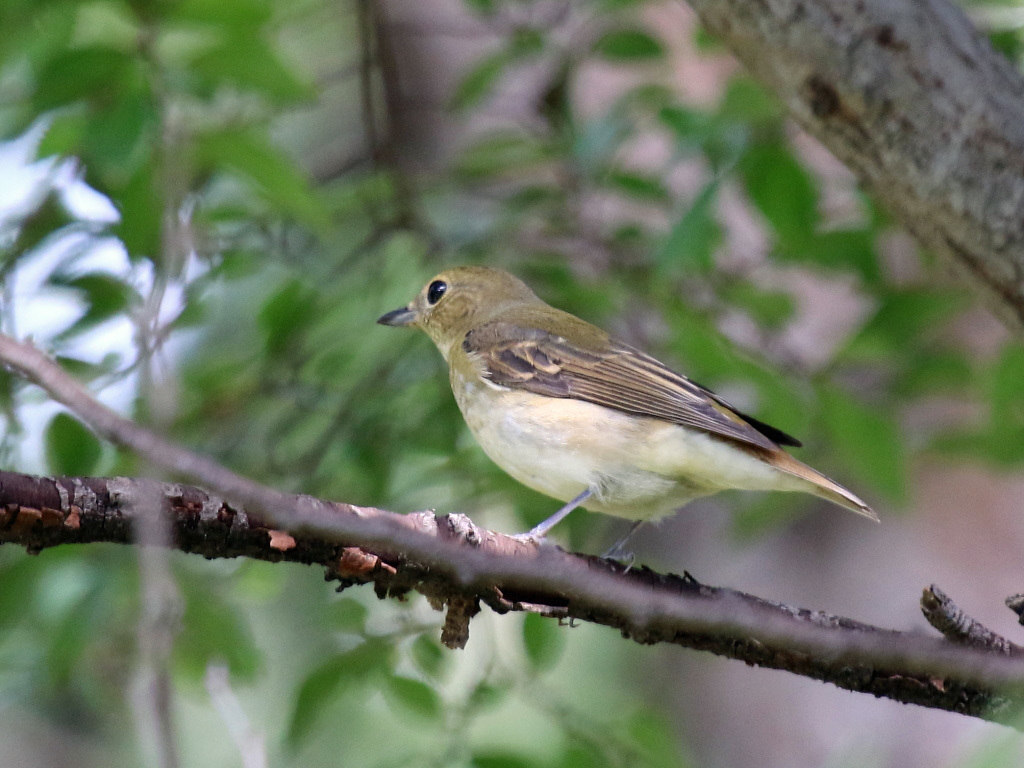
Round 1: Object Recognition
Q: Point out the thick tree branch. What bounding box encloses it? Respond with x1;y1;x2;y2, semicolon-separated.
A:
685;0;1024;330
2;468;1024;724
4;333;1024;724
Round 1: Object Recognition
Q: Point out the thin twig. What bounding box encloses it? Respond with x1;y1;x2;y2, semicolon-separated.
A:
129;480;182;768
132;25;186;768
922;585;1024;656
205;664;266;768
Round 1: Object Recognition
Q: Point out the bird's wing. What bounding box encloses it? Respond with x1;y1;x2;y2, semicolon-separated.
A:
462;320;801;451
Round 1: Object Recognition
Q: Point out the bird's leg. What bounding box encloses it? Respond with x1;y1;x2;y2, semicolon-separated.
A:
601;520;644;566
514;488;592;542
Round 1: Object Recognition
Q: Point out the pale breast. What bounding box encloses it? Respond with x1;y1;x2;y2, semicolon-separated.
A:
449;369;703;519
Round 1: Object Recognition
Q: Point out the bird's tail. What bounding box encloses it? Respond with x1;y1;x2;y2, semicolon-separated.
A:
766;451;879;522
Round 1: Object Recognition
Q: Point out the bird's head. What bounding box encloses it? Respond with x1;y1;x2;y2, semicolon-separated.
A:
377;266;542;358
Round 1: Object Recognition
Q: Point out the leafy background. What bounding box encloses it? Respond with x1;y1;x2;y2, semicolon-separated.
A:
1;0;1024;766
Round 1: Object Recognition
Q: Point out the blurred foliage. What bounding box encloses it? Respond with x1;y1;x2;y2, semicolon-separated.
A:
0;0;1022;765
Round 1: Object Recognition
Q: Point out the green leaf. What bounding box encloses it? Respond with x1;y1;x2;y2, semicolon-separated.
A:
990;343;1024;428
258;279;318;356
51;273;134;340
36;110;88;158
658;105;713;143
558;744;613;768
10;192;75;257
0;367;14;416
173;587;260;681
195;130;329;230
464;0;497;15
33;47;132;111
989;29;1023;61
44;413;102;476
170;0;272;27
593;29;664;60
795;228;880;282
656;182;720;274
717;77;781;124
452;51;511;111
0;557;44;629
56;354;120;381
326;597;368;632
509;28;545;57
472;755;535;768
605;170;670;203
721;281;795;329
740;142;818;248
385;675;443;720
410;634;446;677
457;132;550;179
625;709;686;768
114;164;162;260
730;494;809;541
44;577;107;687
83;84;157;180
467;680;508;711
287;640;391;749
192;35;311;104
843;289;963;361
894;351;973;397
819;388;905;501
522;612;563;670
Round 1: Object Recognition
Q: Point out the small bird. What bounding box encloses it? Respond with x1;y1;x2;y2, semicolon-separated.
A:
378;266;878;548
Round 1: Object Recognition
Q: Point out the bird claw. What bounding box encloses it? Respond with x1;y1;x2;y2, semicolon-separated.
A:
601;543;635;571
508;530;544;545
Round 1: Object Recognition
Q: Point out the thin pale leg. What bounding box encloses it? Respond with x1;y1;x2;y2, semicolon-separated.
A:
602;520;644;565
515;488;592;542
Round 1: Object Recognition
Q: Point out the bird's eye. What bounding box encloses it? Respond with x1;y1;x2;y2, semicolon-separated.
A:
427;280;448;305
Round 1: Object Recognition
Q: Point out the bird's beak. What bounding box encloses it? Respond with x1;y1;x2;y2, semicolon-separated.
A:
377;306;417;327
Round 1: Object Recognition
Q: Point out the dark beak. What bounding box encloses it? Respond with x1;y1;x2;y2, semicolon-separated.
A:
377;306;417;327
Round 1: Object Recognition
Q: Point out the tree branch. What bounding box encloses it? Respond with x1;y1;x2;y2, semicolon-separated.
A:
2;467;1024;723
3;333;1024;724
684;0;1024;331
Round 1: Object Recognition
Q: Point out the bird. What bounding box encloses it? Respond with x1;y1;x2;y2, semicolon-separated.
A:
378;266;878;550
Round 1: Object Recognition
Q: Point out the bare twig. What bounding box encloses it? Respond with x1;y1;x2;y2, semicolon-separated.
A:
205;664;266;768
130;481;182;768
132;27;187;768
3;332;1024;724
922;585;1024;656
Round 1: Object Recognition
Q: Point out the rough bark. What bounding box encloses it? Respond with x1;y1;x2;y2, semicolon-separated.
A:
686;0;1024;330
4;468;1024;724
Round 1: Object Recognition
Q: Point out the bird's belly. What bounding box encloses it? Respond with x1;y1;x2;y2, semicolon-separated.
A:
452;378;721;520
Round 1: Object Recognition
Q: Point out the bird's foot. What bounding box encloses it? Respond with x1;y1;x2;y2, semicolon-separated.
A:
508;530;545;545
601;541;636;571
509;489;594;545
600;520;643;570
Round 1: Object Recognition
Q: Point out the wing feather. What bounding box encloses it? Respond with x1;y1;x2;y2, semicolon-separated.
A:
462;321;801;450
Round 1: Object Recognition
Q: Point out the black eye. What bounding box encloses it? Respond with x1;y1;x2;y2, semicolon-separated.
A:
427;280;448;305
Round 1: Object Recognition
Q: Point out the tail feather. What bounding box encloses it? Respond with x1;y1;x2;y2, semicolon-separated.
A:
765;451;879;522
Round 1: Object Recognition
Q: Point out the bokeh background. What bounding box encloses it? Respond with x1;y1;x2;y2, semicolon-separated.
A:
2;0;1024;766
